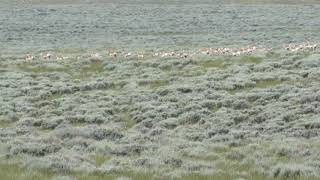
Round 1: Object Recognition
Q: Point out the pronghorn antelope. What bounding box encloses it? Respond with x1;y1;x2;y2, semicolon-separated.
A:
23;42;318;62
25;54;34;61
41;52;52;60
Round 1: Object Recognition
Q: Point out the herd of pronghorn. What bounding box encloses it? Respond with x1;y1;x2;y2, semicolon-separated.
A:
24;42;318;61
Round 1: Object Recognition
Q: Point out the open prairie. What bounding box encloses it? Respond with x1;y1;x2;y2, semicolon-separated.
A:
0;1;320;180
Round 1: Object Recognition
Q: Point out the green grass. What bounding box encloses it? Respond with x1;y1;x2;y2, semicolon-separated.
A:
167;69;204;77
46;94;63;101
266;52;281;59
180;172;320;180
229;79;283;95
138;80;169;89
183;146;232;162
18;64;68;73
0;120;14;128
212;104;221;113
183;142;320;180
185;153;220;162
228;86;253;95
0;163;55;180
120;111;135;129
212;161;271;180
73;61;105;80
0;162;152;180
0;160;319;180
292;52;311;61
238;56;263;64
160;65;174;73
213;146;232;154
91;154;111;167
0;116;14;128
196;56;261;71
197;59;227;69
255;79;282;89
71;122;87;127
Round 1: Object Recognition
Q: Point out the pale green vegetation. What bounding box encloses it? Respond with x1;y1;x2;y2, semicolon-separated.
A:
120;111;135;129
229;79;283;95
212;104;221;113
71;122;87;127
197;56;262;71
160;65;173;72
1;0;319;179
212;145;232;154
0;163;54;180
185;153;219;162
255;79;283;88
197;58;227;69
141;31;198;36
0;62;7;68
0;162;152;180
91;154;111;167
166;68;204;77
0;116;14;128
182;142;320;180
46;94;63;101
17;61;105;80
266;52;281;59
181;173;320;180
292;52;311;61
18;64;67;73
238;56;263;64
0;120;14;128
1;161;318;180
73;61;105;80
139;80;169;89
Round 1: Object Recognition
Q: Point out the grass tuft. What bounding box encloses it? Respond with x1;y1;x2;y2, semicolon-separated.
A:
0;120;14;128
120;111;135;129
92;154;111;167
255;79;282;89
